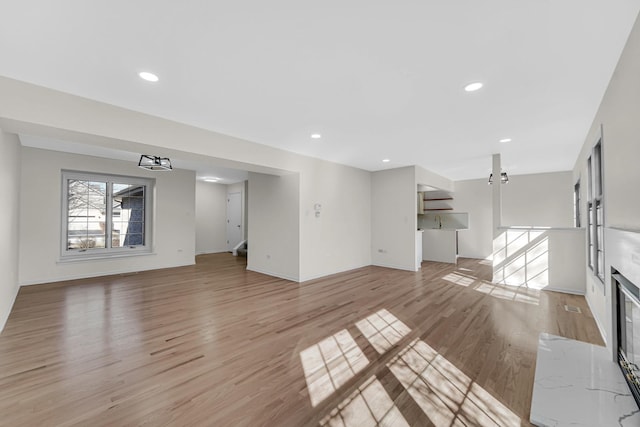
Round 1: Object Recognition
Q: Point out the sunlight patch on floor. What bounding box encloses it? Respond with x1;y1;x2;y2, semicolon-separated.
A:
300;329;369;407
442;272;475;287
355;309;411;354
319;375;409;427
475;281;540;305
387;339;520;427
441;270;540;305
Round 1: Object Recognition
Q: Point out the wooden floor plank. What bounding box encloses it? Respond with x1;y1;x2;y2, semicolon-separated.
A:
0;254;603;426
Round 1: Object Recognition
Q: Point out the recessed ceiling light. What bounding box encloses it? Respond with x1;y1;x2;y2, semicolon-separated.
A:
499;138;512;143
204;178;219;182
139;71;159;82
464;82;483;92
382;159;390;163
311;133;322;139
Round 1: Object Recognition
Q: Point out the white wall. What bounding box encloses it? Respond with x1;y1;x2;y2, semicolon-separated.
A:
247;172;300;281
502;172;573;227
19;147;196;285
415;165;454;193
453;171;574;260
0;130;21;332
195;181;227;254
371;166;417;271
572;14;640;348
452;179;493;259
299;162;371;281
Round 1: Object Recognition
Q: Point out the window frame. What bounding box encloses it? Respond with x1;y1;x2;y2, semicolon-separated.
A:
587;140;604;282
60;170;154;260
574;180;581;228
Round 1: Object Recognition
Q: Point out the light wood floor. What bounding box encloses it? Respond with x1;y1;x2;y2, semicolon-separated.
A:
0;254;603;426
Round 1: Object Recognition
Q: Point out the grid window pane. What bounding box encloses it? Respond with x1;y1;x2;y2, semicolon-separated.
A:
574;182;581;228
596;200;604;279
594;143;602;197
587;157;593;200
63;173;151;257
596;203;603;246
67;180;107;249
587;202;594;269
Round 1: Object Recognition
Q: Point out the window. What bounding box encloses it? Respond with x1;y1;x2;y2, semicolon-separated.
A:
574;180;581;228
587;141;604;281
62;171;153;259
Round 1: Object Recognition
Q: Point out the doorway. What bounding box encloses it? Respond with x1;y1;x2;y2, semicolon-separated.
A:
227;192;243;251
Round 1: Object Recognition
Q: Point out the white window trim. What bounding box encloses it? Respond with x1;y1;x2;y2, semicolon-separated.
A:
60;170;154;261
587;139;604;284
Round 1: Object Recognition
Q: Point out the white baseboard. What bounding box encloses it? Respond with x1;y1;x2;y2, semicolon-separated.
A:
0;284;19;333
246;266;299;282
542;286;585;296
585;293;608;347
196;250;229;255
372;262;418;272
19;261;196;286
298;263;371;283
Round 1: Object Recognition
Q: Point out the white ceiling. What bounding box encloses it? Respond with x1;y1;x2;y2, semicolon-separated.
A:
1;1;639;180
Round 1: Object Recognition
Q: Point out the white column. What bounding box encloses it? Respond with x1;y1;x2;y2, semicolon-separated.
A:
492;153;502;237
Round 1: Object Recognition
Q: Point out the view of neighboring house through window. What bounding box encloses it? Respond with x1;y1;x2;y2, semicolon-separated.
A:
587;141;604;281
62;171;153;258
112;183;145;247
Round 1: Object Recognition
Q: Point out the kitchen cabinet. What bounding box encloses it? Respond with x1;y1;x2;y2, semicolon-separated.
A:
422;229;458;264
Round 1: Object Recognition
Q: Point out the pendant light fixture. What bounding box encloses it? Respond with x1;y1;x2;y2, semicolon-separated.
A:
138;155;172;171
488;172;509;184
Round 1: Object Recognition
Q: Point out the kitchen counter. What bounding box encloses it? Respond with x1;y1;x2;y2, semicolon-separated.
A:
421;228;458;263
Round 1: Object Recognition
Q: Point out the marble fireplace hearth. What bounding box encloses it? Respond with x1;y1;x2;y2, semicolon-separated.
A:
530;228;640;426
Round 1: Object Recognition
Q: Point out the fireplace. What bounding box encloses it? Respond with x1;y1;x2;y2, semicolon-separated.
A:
614;269;640;408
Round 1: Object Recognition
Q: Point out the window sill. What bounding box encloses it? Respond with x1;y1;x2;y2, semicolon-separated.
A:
58;251;156;263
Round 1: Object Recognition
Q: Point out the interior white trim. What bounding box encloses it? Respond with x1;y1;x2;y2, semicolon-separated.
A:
246;266;299;283
586;289;608;346
0;284;19;333
371;262;419;272
298;263;372;283
19;261;194;286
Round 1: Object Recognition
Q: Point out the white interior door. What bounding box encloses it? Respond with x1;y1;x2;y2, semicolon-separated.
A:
226;192;242;251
